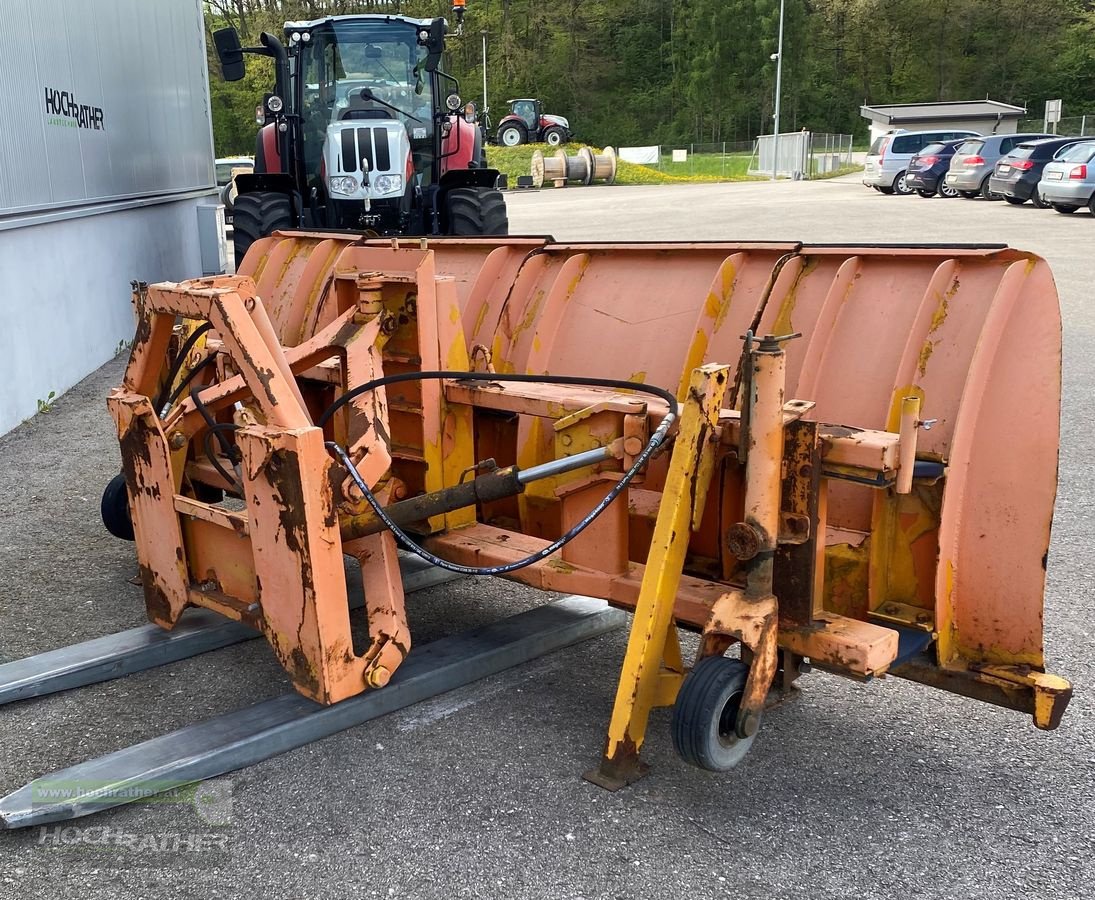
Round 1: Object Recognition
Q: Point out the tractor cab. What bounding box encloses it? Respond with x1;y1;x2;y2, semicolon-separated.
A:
510;99;539;130
213;14;506;266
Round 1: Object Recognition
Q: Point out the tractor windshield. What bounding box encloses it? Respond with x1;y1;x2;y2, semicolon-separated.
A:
299;20;434;173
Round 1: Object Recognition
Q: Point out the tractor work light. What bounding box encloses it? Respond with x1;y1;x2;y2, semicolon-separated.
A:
266;95;284;114
446;93;462;112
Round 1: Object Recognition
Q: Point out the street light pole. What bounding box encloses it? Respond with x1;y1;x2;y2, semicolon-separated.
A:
771;0;786;181
481;30;489;118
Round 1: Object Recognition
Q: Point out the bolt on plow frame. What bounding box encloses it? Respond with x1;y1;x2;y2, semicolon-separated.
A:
4;233;1072;820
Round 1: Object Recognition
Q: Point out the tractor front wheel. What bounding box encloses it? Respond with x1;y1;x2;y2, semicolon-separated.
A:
444;187;509;236
543;126;566;147
232;192;293;270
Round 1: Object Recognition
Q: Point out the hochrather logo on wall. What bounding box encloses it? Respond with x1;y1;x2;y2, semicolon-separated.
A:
44;87;105;130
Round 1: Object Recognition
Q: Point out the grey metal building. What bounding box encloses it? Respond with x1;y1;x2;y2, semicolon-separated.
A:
0;0;218;435
860;100;1026;145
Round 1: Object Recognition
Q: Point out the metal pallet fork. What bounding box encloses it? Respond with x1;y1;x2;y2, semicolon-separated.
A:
0;554;462;706
0;595;623;829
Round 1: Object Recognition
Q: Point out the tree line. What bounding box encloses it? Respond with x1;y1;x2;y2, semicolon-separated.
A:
205;0;1095;155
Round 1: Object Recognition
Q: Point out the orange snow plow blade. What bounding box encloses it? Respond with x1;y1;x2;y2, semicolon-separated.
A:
109;233;1069;782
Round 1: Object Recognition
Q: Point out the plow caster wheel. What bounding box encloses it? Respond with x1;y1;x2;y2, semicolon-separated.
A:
671;656;757;771
101;473;134;541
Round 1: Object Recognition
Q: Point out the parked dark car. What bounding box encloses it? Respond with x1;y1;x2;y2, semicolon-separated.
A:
944;133;1055;199
905;140;965;197
988;137;1086;207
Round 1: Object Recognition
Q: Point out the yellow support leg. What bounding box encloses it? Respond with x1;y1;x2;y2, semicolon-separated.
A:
585;364;731;790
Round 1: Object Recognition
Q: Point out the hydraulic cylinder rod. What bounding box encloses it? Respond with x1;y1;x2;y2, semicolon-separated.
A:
340;446;614;542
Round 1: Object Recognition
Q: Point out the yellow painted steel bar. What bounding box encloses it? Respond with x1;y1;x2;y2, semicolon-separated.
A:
586;364;731;789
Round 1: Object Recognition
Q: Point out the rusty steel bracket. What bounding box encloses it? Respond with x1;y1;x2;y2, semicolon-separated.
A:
773;419;824;626
892;657;1073;731
110;274;430;705
699;590;779;738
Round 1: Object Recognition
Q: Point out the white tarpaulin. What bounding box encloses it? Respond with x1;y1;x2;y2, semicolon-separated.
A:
619;145;660;164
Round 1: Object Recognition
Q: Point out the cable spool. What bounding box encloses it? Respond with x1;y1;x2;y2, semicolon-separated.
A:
588;146;617;184
530;149;567;188
577;147;596;186
560;149;592;185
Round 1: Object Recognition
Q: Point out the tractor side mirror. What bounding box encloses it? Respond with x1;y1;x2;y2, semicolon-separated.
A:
422;18;446;72
213;27;246;82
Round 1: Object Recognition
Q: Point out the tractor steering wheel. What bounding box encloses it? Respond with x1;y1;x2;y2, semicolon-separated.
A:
347;87;422;123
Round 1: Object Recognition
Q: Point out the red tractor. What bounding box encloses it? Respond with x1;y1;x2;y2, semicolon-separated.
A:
495;98;571;147
212;15;507;267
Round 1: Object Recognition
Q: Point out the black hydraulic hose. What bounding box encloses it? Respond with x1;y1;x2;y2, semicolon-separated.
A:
190;384;243;494
317;370;678;430
162;354;217;412
203;424;243;495
322;371;679;577
154;322;213;413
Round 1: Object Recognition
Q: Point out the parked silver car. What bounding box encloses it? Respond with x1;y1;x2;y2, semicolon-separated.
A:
1037;140;1095;214
863;129;979;195
944;133;1054;199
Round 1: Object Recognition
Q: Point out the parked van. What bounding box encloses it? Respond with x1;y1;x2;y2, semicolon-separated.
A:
863;129;980;195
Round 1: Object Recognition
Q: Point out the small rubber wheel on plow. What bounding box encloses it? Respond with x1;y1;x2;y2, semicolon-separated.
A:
100;473;134;541
671;656;757;770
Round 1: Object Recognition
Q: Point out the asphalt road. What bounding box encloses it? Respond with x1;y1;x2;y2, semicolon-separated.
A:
1;177;1092;899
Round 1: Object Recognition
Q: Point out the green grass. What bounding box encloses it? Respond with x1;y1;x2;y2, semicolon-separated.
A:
486;143;763;186
656;152;755;179
809;164;864;180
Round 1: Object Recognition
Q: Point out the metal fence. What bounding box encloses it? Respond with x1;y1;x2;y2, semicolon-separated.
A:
748;132;855;179
1017;115;1095;137
632;133;855;181
646;141;756;179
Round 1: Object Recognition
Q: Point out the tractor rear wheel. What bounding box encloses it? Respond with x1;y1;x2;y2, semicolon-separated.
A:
444;187;509;236
232;192;293;269
497;123;527;147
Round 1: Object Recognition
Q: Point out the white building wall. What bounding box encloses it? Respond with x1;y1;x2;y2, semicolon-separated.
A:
0;199;207;434
867;117;1020;145
0;0;217;435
